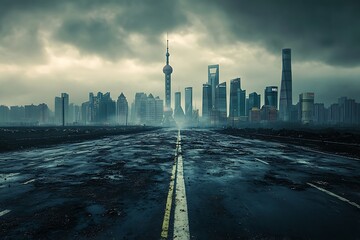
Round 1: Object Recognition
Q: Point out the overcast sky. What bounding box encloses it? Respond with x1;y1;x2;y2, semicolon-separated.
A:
0;0;359;112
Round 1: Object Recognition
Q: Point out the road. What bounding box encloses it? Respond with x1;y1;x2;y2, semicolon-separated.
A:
0;129;359;239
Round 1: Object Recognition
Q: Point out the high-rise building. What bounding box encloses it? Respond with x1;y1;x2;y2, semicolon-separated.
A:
279;48;292;121
81;101;90;124
208;64;219;109
131;93;163;126
329;103;340;124
38;103;49;124
229;78;241;117
68;103;75;124
299;92;314;124
133;92;147;124
61;93;69;126
338;97;357;124
248;92;261;114
146;94;156;125
117;93;128;125
99;92;116;123
313;103;326;125
9;106;25;123
216;82;227;124
0;105;9;124
54;93;69;125
202;83;212;120
174;92;185;122
155;97;164;125
185;87;193;119
265;86;278;109
163;39;173;111
87;92;115;124
55;97;62;125
238;89;246;117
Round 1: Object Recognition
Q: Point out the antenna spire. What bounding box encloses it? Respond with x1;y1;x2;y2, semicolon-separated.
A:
166;33;170;65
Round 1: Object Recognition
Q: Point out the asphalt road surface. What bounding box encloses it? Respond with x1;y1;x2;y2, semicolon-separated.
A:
0;129;359;239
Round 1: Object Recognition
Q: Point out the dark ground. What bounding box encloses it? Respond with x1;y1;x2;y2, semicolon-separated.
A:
0;128;359;239
0;126;160;153
217;128;360;160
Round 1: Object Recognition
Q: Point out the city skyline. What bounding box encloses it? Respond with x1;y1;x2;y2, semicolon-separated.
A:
1;1;360;111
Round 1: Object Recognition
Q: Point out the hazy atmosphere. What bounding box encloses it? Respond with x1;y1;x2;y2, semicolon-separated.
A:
1;0;359;111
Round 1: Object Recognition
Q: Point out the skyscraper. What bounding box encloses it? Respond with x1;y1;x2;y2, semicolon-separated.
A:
174;92;185;122
229;78;241;117
185;87;193;119
279;48;292;121
248;92;261;113
55;96;62;125
265;86;278;109
163;38;173;111
146;94;156;125
216;82;227;124
202;83;212;120
54;93;69;126
154;97;164;125
299;92;314;124
0;105;9;124
208;64;219;109
117;93;128;125
238;89;246;117
133;92;147;124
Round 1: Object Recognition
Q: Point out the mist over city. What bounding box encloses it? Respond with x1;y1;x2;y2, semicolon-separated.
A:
0;1;359;239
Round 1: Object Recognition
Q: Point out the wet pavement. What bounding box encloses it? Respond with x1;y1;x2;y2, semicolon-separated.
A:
0;129;359;239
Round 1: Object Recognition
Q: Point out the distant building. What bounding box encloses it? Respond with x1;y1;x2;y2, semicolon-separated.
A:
229;78;241;117
279;48;292;121
216;82;227;125
260;105;277;122
239;89;246;117
131;92;163;126
38;103;50;124
328;103;339;124
117;93;128;125
54;97;62;125
202;83;212;121
0;105;10;124
174;92;185;122
61;93;69;126
338;97;357;124
10;106;25;123
87;92;115;124
313;103;326;125
248;92;261;114
185;87;193;120
208;64;219;110
146;94;156;125
299;92;315;124
155;97;164;125
249;108;261;123
265;86;278;109
81;101;90;124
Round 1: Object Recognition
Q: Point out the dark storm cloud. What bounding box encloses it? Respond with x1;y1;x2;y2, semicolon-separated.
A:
55;0;188;59
1;0;360;67
0;0;188;62
194;0;360;67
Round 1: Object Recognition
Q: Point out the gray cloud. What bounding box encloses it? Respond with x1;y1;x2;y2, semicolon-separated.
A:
55;0;188;60
194;0;360;67
0;0;359;110
0;0;188;63
1;0;359;67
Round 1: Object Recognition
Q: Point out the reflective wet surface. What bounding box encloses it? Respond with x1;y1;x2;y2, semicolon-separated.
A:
0;129;359;239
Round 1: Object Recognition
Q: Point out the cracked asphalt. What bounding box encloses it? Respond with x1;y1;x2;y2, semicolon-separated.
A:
0;129;359;239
